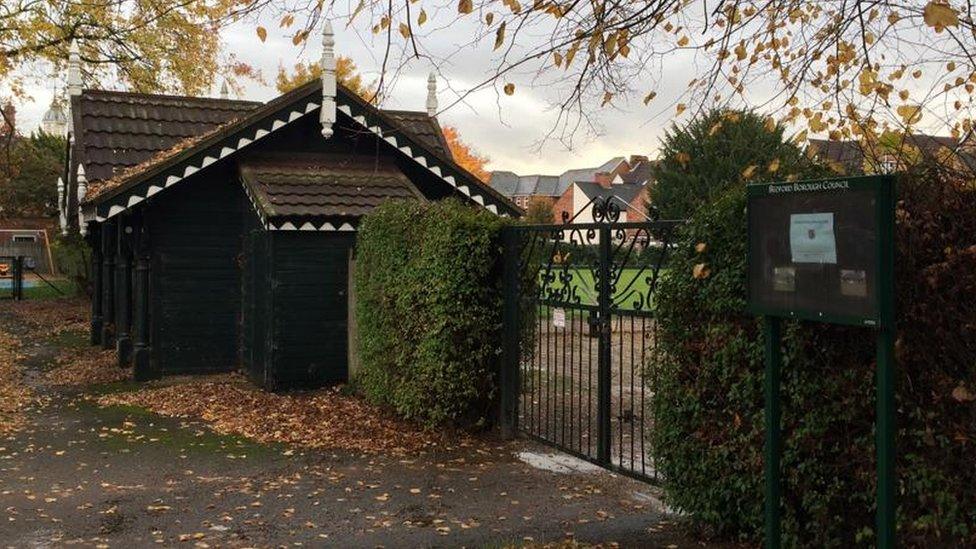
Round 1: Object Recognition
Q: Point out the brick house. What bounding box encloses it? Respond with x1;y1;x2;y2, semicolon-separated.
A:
489;155;647;210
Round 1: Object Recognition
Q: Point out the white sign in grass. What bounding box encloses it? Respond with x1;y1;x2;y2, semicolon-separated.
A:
552;308;566;328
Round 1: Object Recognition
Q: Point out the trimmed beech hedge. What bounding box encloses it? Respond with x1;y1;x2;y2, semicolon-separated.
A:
354;199;508;428
651;164;976;546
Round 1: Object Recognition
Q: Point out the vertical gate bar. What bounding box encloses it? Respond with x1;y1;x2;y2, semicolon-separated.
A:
630;313;636;472
641;314;647;476
588;309;594;457
561;295;568;446
500;228;519;439
618;311;623;467
577;309;583;453
597;224;612;465
546;302;552;441
536;302;542;436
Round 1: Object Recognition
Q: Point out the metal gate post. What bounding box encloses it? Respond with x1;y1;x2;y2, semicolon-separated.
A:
500;228;520;439
596;224;612;465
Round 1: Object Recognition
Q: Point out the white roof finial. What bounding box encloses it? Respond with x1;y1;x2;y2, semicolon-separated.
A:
67;41;83;96
76;164;88;236
219;80;230;100
426;72;438;117
57;177;67;235
319;20;337;139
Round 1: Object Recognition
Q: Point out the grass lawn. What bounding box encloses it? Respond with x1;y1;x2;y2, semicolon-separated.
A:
10;277;79;300
537;266;666;307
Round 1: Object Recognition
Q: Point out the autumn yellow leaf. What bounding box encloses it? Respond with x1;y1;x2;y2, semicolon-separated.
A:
418;9;427;25
256;26;268;42
692;263;711;279
676;103;687;115
695;242;707;253
458;0;473;15
485;12;494;25
897;104;922;125
741;165;757;179
601;91;613;106
494;22;506;50
399;23;411;39
643;91;657;105
923;1;959;33
677;35;690;47
675;152;690;166
503;83;515;95
553;51;563;67
764;117;776;132
767;158;781;173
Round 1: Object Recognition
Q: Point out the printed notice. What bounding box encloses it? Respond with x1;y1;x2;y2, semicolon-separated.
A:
552;308;566;328
790;213;837;264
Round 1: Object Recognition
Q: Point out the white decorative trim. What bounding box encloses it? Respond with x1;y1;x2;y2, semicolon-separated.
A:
99;100;320;222
95;92;513;223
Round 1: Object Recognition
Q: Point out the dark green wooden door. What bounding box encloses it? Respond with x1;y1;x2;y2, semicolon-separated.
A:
270;233;350;387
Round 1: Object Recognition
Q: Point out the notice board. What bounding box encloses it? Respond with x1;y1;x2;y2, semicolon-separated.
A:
747;175;895;327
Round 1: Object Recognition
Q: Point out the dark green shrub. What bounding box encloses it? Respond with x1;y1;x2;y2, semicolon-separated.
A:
50;232;89;295
652;163;976;546
651;109;812;220
355;199;508;428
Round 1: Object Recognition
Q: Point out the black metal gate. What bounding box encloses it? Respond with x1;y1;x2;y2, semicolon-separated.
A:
501;198;681;482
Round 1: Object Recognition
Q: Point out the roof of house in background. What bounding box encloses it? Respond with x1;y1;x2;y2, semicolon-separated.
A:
239;154;424;221
558;156;626;189
490;156;635;198
575;181;645;206
618;160;656;184
71;90;451;185
808;135;975;169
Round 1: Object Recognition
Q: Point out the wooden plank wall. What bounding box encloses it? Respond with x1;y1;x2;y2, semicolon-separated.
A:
148;176;246;374
270;232;351;387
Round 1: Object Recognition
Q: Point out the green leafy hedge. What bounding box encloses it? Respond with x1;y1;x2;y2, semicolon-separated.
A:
651;165;976;546
354;199;509;428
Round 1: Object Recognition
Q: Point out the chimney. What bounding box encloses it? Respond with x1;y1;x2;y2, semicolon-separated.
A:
219;81;230;100
594;171;612;188
629;154;648;166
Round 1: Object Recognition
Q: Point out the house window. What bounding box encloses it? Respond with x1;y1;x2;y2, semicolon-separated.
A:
12;234;37;243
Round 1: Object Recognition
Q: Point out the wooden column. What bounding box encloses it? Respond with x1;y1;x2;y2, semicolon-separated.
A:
88;223;103;345
132;220;157;381
115;216;134;367
101;220;117;349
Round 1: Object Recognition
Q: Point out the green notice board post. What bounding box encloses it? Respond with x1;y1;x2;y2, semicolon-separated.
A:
746;175;896;549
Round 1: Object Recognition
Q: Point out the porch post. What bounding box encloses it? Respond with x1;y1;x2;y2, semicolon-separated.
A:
101;220;117;349
132;220;157;381
115;217;133;367
88;223;103;345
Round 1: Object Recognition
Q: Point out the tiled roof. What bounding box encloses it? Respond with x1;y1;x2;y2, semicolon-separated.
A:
80;79;520;221
383;110;451;156
575;181;645;206
240;154;423;220
488;171;519;195
72;91;451;186
71;89;260;183
619;160;656;184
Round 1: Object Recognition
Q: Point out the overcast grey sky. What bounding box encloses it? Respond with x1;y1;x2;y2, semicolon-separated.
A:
9;6;959;176
11;11;709;176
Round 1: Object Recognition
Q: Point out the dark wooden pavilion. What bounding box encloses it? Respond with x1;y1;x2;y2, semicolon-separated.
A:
69;37;517;389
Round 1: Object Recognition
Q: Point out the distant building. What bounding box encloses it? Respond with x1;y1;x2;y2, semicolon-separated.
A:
808;135;976;175
489;155;655;213
41;94;68;136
